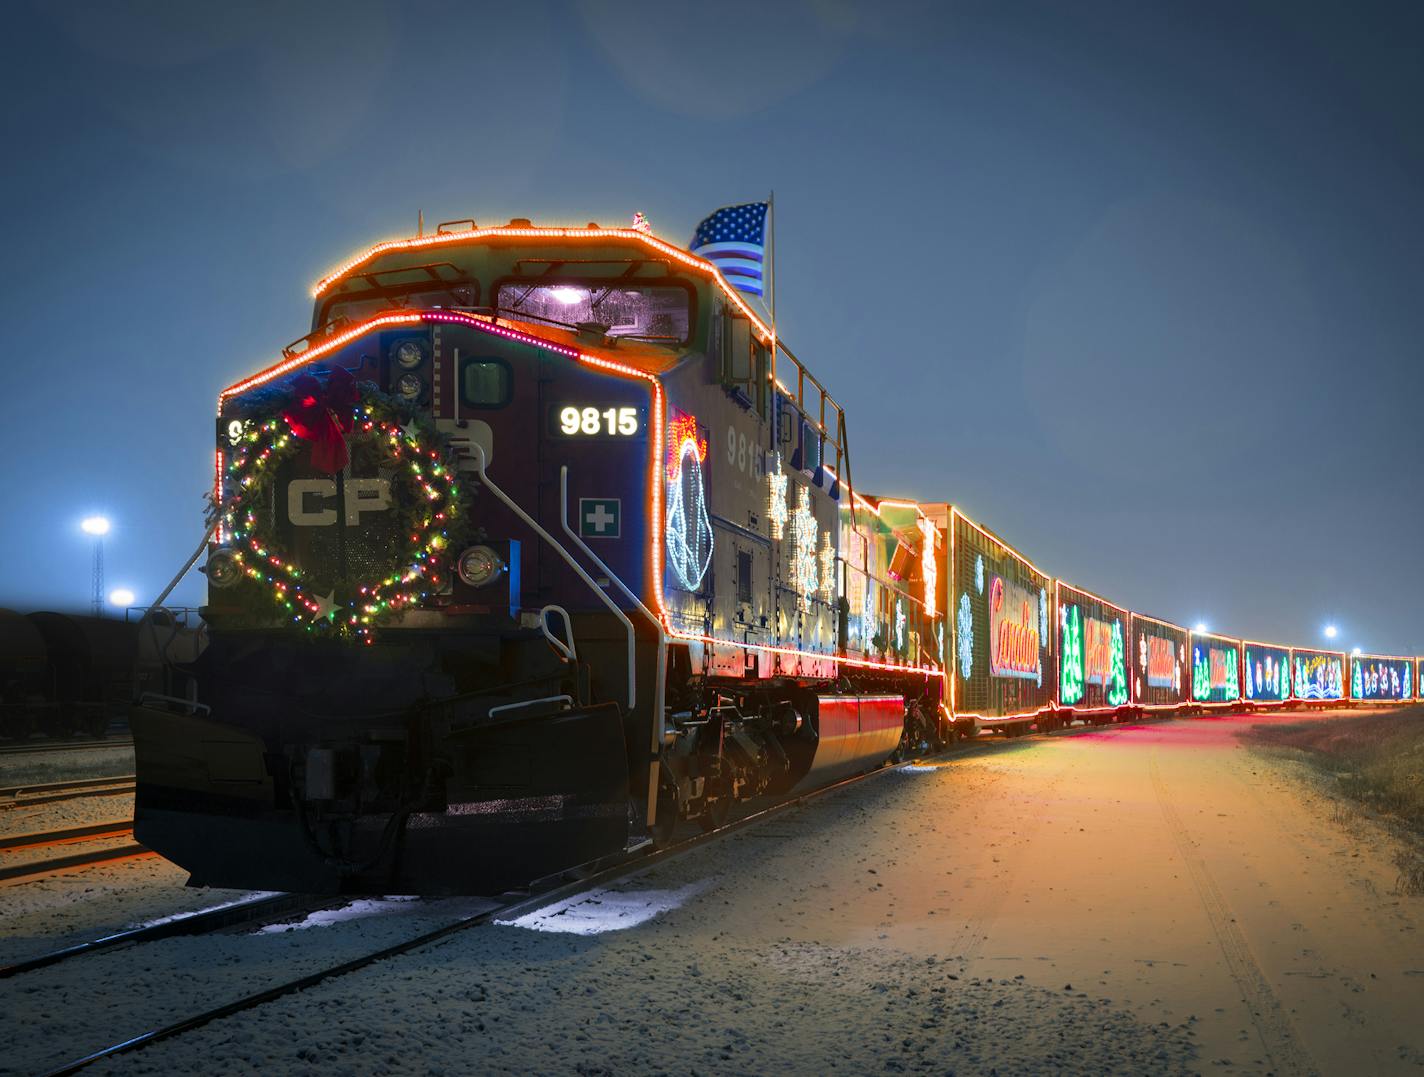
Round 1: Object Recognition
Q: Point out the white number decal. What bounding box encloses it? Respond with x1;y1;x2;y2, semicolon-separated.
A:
559;404;642;436
722;426;763;479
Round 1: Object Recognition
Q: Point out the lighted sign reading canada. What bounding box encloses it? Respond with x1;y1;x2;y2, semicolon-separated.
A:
989;575;1040;680
1084;617;1114;686
1192;641;1239;703
1146;636;1176;689
1293;650;1344;701
1351;656;1413;701
1243;643;1291;702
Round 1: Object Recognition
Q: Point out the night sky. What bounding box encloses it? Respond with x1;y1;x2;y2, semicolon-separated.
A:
2;1;1420;654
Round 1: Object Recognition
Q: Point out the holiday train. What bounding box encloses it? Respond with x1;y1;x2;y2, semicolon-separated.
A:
130;217;1423;895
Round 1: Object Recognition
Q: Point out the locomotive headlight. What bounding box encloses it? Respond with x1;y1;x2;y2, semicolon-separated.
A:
395;372;425;403
457;545;504;588
393;339;427;369
204;547;244;589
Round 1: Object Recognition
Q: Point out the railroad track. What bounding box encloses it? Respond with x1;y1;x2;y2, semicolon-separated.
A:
0;737;133;756
1;892;322;979
0;820;151;884
1;774;136;806
34;754;929;1077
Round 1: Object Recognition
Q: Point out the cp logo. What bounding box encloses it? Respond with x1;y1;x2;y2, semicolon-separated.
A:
287;478;391;526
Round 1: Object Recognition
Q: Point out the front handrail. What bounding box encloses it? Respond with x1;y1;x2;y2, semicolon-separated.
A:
468;443;636;711
558;466;670;825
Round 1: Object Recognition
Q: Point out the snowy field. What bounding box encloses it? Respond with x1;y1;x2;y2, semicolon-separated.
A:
5;710;1424;1075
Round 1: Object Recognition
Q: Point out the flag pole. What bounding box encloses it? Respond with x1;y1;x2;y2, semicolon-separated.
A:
768;190;776;386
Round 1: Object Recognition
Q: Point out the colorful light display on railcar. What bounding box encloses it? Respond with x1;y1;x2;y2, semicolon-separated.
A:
1191;635;1240;703
1291;649;1345;701
1351;655;1413;701
947;508;1054;721
1130;614;1187;707
1243;642;1291;702
1058;584;1129;709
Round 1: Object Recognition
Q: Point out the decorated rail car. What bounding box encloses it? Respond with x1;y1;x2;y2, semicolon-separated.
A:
1291;647;1347;704
1350;653;1414;703
129;213;1418;897
1189;630;1242;710
1054;582;1131;723
1129;612;1190;712
922;504;1055;737
1241;640;1292;706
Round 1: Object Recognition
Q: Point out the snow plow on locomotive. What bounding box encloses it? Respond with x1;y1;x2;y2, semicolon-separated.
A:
130;221;941;895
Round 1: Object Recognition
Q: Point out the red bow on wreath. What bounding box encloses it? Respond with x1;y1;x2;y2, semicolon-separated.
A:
283;368;359;473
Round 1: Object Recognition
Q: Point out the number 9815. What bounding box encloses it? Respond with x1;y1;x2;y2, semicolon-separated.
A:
558;406;639;436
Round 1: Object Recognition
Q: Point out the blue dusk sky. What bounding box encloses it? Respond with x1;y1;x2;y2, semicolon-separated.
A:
1;0;1420;652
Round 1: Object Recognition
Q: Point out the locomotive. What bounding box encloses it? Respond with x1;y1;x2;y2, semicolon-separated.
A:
130;216;1421;896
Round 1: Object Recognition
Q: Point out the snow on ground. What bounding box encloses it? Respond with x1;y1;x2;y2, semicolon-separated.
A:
1;885;500;1076
11;709;1424;1075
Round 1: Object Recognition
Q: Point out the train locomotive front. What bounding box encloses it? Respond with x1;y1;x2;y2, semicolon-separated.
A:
132;222;942;895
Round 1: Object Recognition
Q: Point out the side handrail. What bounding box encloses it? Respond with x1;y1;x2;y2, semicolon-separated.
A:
468;443;636;711
558;466;671;821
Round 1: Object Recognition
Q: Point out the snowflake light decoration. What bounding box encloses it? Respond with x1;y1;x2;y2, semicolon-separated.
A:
975;555;985;595
957;593;974;679
767;453;788;539
789;485;819;608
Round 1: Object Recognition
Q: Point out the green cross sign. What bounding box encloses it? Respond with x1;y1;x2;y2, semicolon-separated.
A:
579;498;621;539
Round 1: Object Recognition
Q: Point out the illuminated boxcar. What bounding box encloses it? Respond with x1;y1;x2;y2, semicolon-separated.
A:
1054;581;1131;723
924;505;1054;736
1189;630;1241;708
1129;612;1189;712
1350;653;1413;703
1241;640;1292;705
1289;648;1345;704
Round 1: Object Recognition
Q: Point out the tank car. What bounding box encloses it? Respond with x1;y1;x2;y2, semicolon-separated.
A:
130;219;944;895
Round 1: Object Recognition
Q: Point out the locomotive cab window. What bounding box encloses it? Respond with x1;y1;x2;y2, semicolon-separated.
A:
494;280;691;343
460;358;512;408
720;309;767;414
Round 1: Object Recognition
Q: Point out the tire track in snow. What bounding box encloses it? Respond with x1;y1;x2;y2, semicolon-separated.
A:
1149;746;1319;1077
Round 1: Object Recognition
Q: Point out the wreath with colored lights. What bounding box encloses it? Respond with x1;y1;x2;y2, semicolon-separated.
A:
218;371;463;640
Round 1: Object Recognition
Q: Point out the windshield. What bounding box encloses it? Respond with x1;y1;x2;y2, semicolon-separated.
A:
496;280;691;343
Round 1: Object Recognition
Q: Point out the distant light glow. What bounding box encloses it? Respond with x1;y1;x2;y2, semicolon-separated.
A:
1323;624;1338;639
1194;622;1208;633
108;588;135;607
1352;646;1363;656
548;286;585;304
81;516;111;536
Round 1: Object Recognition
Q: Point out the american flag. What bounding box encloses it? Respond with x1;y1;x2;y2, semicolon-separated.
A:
689;201;769;298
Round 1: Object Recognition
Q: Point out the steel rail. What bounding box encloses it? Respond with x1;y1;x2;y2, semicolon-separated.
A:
0;893;324;980
0;822;133;853
40;754;922;1077
0;844;154;884
1;776;136;805
0;738;133;756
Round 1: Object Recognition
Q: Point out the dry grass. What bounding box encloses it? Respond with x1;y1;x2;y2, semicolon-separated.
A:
1247;706;1424;893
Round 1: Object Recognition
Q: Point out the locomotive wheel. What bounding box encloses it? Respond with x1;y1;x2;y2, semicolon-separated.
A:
699;782;732;832
650;773;680;848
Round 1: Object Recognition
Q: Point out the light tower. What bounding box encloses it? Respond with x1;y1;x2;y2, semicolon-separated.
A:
81;516;110;617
